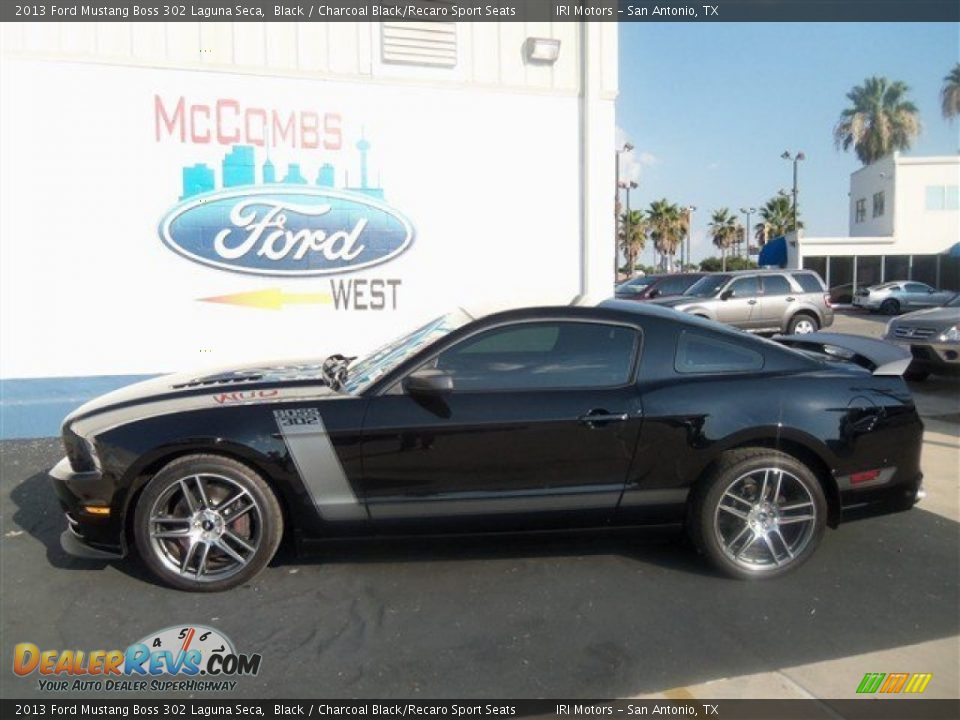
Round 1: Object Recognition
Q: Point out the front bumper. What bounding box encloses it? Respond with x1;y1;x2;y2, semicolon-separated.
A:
49;456;126;558
888;340;960;371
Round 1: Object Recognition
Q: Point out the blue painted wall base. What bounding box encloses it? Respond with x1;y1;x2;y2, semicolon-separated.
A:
0;376;158;440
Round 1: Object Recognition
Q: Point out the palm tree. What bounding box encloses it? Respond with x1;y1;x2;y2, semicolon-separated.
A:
942;64;960;121
754;221;769;247
618;209;647;274
833;76;921;165
708;208;738;271
647;199;684;272
756;194;803;245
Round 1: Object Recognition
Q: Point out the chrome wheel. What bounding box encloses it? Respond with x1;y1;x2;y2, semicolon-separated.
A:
713;467;817;573
792;318;816;334
147;473;263;583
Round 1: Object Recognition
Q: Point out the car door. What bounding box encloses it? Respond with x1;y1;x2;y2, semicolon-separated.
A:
911;283;952;308
716;276;760;328
756;274;794;329
359;319;644;532
904;282;936;309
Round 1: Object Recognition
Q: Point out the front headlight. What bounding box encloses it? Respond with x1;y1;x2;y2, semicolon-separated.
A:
63;427;101;473
82;437;103;472
937;325;960;343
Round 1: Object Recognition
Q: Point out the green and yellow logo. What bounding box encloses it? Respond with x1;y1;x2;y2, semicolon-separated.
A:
856;672;932;694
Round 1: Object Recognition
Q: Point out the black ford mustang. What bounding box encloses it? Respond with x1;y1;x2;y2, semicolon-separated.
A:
51;301;924;591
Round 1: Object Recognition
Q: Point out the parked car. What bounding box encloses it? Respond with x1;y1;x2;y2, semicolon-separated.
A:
615;273;705;302
853;281;954;315
51;301;922;591
828;283;855;306
884;293;960;380
650;269;833;335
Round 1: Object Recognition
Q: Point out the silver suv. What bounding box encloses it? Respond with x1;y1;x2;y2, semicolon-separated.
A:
650;269;834;334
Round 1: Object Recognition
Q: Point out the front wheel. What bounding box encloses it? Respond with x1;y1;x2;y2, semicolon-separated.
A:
687;449;827;580
133;454;283;592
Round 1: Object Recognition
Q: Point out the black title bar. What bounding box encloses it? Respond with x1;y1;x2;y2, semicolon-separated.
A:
2;1;958;23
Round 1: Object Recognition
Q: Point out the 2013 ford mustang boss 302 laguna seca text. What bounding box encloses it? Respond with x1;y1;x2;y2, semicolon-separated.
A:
50;301;925;591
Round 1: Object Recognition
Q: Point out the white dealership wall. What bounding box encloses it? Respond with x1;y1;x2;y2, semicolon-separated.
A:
0;21;618;381
797;154;960;265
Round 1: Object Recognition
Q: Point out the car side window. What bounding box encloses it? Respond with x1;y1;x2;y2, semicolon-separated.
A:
433;321;639;391
675;331;764;374
762;275;792;296
727;276;759;298
905;283;931;293
791;273;825;293
657;276;692;295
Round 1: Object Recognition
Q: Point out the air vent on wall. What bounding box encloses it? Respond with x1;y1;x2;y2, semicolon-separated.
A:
381;20;457;68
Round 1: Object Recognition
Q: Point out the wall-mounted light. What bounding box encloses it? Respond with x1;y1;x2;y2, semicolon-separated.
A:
524;38;561;64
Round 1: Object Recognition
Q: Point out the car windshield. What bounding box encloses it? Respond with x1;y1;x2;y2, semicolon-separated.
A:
341;311;472;394
616;277;655;293
685;274;731;297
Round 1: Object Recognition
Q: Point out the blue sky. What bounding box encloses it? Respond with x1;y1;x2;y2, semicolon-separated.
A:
616;22;959;262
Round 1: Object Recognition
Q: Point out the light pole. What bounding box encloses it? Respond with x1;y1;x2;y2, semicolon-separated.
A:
684;206;696;271
619;180;638;275
781;151;805;237
614;142;634;280
740;207;755;259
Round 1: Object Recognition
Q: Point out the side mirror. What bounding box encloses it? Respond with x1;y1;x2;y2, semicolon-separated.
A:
720;289;734;301
403;369;454;396
648;288;661;299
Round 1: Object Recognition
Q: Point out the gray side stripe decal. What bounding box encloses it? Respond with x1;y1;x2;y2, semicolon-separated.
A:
274;408;367;521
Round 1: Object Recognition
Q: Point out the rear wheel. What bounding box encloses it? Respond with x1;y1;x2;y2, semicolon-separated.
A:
133;454;283;592
787;313;819;335
881;299;900;315
688;449;827;580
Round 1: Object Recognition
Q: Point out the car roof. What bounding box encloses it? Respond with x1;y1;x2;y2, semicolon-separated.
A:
471;298;747;336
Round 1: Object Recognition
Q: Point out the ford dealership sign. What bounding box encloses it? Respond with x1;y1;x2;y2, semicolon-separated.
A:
159;187;415;276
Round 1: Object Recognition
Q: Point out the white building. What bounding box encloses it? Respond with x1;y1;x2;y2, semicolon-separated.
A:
791;153;960;292
0;20;618;437
0;21;617;385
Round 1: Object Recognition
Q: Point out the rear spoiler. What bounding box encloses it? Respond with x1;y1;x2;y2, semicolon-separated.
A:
772;332;912;376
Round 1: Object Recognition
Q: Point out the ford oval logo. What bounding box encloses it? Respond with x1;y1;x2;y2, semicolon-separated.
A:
158;187;415;276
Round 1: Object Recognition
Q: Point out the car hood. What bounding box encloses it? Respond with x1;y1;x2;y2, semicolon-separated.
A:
647;296;698;309
890;306;960;328
65;359;342;428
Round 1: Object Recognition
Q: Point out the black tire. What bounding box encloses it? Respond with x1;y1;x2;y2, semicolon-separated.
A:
687;448;827;580
133;454;283;592
904;367;930;382
787;313;819;335
881;299;900;315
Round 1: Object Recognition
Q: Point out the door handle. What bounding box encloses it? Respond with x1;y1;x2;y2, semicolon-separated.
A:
786;296;796;302
747;299;757;305
579;410;629;428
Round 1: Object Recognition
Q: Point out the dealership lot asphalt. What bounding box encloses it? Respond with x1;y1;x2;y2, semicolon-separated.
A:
1;312;958;701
